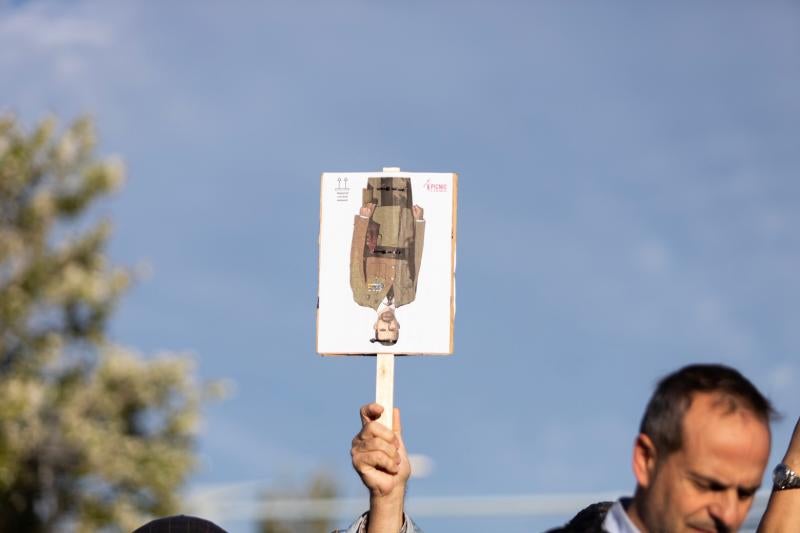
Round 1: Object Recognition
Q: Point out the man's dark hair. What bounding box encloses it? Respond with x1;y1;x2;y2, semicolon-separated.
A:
639;363;777;456
134;515;227;533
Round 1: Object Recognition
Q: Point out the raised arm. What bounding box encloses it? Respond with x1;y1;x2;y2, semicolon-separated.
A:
351;403;411;533
758;417;800;532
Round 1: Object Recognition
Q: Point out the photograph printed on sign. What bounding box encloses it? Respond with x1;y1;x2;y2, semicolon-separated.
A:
317;172;456;355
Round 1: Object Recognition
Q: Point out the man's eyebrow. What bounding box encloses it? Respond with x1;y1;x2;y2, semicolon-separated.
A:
739;484;761;496
739;482;762;494
688;471;761;493
688;471;728;489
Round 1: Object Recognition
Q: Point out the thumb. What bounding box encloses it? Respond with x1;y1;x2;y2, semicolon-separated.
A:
360;403;383;426
393;407;403;437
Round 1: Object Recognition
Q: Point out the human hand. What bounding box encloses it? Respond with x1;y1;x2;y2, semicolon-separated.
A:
757;417;800;533
412;205;423;221
783;417;800;469
351;403;411;498
360;203;376;218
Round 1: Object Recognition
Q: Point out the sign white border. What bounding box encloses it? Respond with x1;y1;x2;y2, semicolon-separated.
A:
317;171;457;355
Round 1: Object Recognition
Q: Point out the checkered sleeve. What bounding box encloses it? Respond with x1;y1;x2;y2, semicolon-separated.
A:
331;512;421;533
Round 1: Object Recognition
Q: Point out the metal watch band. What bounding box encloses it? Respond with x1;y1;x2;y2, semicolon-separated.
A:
773;463;800;490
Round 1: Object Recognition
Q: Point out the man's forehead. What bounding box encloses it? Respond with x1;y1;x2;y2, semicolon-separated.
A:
678;393;771;483
684;392;770;428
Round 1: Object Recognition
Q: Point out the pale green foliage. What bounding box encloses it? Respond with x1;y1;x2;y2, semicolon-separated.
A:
260;471;339;533
0;116;219;532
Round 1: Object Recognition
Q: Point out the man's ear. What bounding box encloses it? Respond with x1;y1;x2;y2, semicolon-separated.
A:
633;433;658;489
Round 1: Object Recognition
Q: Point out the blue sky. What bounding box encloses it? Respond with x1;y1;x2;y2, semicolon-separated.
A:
2;1;799;531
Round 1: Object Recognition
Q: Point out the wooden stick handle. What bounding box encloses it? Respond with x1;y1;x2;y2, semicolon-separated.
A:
375;353;395;429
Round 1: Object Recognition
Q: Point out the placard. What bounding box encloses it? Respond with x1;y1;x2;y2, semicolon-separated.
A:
317;170;457;355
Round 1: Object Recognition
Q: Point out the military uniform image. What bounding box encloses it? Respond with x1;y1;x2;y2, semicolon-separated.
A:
350;177;425;310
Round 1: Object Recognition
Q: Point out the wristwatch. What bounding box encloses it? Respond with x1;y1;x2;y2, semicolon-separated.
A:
773;463;800;490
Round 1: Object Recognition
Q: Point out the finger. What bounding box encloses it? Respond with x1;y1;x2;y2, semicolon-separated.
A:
354;450;400;475
354;434;398;453
353;420;398;450
359;420;399;446
353;451;400;472
353;436;400;462
359;403;383;426
393;408;402;437
393;411;408;459
396;429;408;459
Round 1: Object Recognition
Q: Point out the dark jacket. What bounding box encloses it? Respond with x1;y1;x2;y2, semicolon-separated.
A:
545;501;614;533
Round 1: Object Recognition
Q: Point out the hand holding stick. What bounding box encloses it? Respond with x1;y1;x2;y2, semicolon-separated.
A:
351;403;411;533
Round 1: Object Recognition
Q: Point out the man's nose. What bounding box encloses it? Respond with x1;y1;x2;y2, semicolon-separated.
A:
708;492;741;532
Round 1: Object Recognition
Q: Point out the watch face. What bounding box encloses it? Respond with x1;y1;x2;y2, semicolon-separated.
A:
774;464;791;486
774;463;799;488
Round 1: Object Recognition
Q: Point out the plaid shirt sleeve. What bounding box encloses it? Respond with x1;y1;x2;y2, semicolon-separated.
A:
332;512;422;533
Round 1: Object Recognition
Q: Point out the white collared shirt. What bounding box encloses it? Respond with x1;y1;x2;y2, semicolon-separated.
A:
602;499;641;533
377;300;396;314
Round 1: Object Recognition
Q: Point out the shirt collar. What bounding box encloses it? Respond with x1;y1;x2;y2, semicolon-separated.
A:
602;498;641;533
377;300;396;313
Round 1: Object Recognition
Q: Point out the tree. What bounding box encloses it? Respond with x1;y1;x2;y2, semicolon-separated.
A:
259;470;339;533
0;115;219;532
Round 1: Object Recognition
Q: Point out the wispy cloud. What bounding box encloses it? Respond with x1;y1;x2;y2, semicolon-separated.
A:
0;2;114;87
766;363;796;393
0;6;112;49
